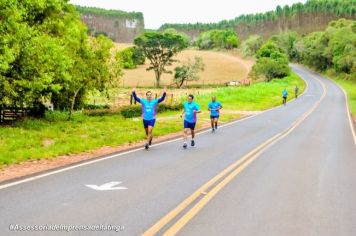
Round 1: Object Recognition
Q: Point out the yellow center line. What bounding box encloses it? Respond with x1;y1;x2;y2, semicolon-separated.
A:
143;74;326;236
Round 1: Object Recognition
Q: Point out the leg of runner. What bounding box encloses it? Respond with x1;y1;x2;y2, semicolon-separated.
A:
214;117;218;130
191;128;195;146
144;127;149;150
147;126;153;146
183;128;188;149
211;117;215;132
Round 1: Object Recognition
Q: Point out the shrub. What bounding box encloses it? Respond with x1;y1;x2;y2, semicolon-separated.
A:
83;104;110;110
120;105;142;118
117;48;135;69
132;47;145;65
196;29;239;50
252;41;291;81
44;111;69;122
241;35;264;56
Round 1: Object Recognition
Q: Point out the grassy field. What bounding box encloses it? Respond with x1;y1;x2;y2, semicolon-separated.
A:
0;73;304;167
119;49;254;87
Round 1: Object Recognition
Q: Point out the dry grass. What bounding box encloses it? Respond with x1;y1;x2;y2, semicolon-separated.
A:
115;43;254;87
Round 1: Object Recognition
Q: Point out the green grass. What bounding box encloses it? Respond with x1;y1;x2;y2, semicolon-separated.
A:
328;78;356;117
0;72;305;167
192;72;305;111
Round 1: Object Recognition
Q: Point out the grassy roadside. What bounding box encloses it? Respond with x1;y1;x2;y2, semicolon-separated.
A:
0;72;305;167
327;77;356;118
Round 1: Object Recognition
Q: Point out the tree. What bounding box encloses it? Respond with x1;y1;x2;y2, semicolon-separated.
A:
292;19;356;81
241;35;264;56
173;57;205;88
132;47;145;66
163;28;191;44
0;0;122;118
252;41;290;81
116;46;145;69
270;32;299;60
134;32;188;87
65;35;121;119
295;31;330;71
196;29;239;50
117;48;135;69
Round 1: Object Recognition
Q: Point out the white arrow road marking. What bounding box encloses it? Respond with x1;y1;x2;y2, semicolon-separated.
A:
86;181;128;191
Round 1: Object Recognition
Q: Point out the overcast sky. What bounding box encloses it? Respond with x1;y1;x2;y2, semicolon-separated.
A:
70;0;307;29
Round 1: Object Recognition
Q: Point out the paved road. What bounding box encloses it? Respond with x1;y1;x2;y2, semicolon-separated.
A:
1;65;355;236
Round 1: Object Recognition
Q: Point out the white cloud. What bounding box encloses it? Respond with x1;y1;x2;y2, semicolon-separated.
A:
70;0;307;29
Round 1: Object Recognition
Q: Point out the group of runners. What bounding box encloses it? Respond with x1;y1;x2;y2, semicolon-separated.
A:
132;85;299;150
132;88;222;149
282;85;299;105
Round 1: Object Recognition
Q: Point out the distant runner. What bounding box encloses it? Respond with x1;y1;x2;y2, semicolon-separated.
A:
282;88;288;106
208;96;222;133
295;85;299;99
180;94;201;149
132;87;166;150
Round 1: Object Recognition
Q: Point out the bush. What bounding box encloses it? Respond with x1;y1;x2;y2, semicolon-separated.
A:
28;102;47;118
83;104;110;110
84;109;121;116
241;35;264;56
117;48;135;69
44;111;69;122
117;47;145;69
252;41;291;81
157;103;183;113
196;29;239;50
252;58;291;81
120;105;142;118
132;47;145;65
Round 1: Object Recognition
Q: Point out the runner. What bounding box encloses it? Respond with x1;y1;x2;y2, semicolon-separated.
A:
295;85;299;99
180;94;201;149
132;87;166;150
208;96;222;133
282;88;288;106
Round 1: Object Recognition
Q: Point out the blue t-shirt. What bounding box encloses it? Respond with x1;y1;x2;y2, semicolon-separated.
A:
139;99;159;120
208;101;222;116
282;89;288;97
132;92;166;120
184;101;200;123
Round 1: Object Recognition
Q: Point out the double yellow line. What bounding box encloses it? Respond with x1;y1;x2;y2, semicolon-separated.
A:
143;75;326;236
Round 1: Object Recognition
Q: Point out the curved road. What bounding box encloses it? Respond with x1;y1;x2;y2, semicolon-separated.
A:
1;65;355;235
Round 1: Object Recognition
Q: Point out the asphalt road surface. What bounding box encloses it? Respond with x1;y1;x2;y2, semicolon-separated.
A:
1;65;355;236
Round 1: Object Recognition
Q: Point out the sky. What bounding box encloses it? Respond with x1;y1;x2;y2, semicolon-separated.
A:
69;0;307;29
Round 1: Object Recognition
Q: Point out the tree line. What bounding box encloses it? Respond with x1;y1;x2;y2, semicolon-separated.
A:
247;19;355;82
159;0;355;32
75;5;144;20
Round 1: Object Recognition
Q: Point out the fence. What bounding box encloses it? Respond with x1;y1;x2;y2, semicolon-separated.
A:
0;107;28;123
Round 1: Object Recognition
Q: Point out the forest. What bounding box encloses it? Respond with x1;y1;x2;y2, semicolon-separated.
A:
159;0;356;39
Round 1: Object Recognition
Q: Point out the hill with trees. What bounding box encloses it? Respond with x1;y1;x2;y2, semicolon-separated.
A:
76;6;144;43
159;0;356;40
